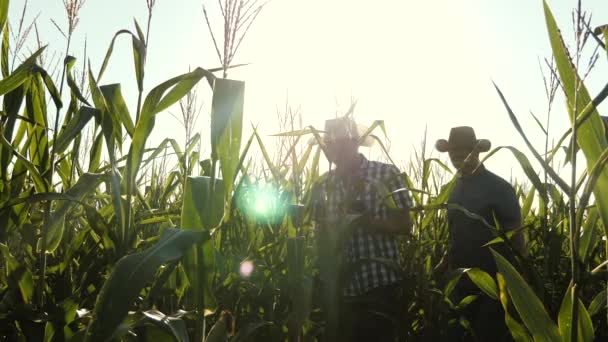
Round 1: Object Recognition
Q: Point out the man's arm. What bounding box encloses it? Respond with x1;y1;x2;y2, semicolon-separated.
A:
362;166;413;235
364;208;411;235
496;182;526;257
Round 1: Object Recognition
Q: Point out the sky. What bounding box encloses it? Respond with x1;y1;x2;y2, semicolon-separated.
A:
8;0;608;183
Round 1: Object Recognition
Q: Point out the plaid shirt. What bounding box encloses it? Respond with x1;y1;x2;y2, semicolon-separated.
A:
312;154;412;296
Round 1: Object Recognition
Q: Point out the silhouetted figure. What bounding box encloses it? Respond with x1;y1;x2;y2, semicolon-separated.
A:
311;116;412;342
435;126;524;342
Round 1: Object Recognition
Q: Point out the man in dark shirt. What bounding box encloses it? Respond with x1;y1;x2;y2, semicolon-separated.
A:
311;116;412;341
435;126;524;341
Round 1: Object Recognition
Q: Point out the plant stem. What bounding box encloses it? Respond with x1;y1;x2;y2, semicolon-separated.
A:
38;32;72;308
569;3;583;339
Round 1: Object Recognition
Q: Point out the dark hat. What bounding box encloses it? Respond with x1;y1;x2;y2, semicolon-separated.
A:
435;126;491;153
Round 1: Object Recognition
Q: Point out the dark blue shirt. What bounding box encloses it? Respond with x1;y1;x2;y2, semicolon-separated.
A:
447;165;521;275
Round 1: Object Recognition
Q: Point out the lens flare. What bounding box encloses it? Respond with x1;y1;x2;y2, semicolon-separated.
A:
254;193;270;214
239;260;254;278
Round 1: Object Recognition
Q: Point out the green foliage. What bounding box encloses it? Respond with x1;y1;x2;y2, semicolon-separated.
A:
2;0;608;341
84;229;203;341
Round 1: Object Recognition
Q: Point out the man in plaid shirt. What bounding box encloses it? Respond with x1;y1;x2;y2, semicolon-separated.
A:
311;116;412;341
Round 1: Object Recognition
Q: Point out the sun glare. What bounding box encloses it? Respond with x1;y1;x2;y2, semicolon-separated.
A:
239;260;254;278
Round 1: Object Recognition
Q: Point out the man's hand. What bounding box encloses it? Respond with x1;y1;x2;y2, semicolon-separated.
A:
354;209;411;235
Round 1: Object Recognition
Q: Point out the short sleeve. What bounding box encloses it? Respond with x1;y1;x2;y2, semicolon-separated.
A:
494;182;521;230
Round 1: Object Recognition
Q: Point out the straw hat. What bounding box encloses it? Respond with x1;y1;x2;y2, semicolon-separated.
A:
309;116;375;147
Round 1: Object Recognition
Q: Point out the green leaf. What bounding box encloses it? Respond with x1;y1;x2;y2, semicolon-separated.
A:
25;74;51;171
88;131;103;172
529;111;548;136
465;268;499;300
125;68;213;206
493;83;569;195
44;173;105;252
521;188;535;219
181;176;223;312
100;83;134;137
457;295;478;308
54;106;97;154
544;0;608;234
0;127;47;192
558;284;595;342
578;207;599;264
491;249;560;342
64;56;91;106
182;176;224;230
33;65;62;110
0;46;45;95
2;22;9;77
97;30;134;82
588;289;607;317
88;63;121;156
210;78;245;199
84;228;203;342
0;0;8;33
496;273;534;342
1;86;26;182
133;18;146;44
443;269;464;297
0;243;34;304
131;32;146;92
253;127;280;181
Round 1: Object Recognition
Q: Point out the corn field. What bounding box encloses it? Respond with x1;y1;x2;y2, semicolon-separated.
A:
2;0;608;341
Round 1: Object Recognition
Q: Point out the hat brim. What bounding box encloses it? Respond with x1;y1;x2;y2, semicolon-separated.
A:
435;139;491;153
308;124;375;147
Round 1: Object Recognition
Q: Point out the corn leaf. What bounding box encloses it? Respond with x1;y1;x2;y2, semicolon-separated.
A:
0;0;8;36
210;78;245;199
521;188;535;219
465;268;499;300
496;273;534;342
88;131;103;172
0;127;46;191
44;173;104;252
578;207;599;264
544;1;608;232
125;68;213;206
54;106;97;155
588;290;607;317
64;56;90;106
558;283;594;342
0;46;45;95
181;176;223;313
97;29;136;82
491;249;560;342
0;243;34;304
494;83;569;195
84;228;203;342
1;23;9;78
100;83;134;137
